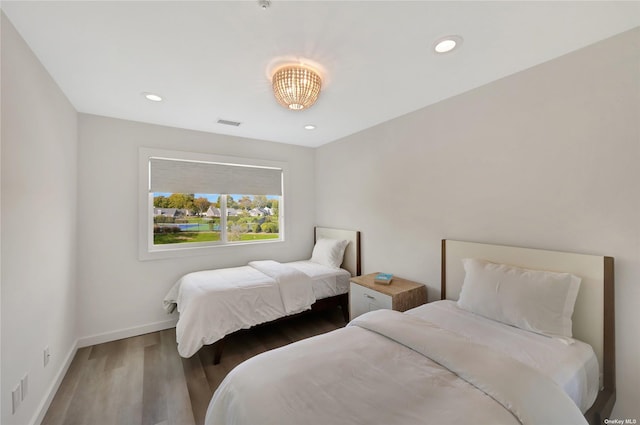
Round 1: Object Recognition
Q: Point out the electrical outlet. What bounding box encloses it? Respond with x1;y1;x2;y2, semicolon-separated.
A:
21;374;28;400
12;384;21;414
44;346;50;367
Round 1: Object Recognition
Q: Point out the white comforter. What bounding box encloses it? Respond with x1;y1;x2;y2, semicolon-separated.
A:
406;300;599;412
163;261;314;357
205;308;588;425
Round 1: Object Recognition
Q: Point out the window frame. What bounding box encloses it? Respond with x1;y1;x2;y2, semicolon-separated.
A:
138;147;286;261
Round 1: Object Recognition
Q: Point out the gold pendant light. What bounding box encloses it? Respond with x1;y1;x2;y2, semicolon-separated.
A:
271;65;322;110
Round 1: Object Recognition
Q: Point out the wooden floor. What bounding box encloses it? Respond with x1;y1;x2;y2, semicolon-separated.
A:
42;308;346;425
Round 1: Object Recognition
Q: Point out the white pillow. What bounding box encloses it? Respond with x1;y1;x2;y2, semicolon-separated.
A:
457;258;581;339
310;238;349;268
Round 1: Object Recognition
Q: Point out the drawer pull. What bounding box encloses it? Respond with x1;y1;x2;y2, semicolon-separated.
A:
364;294;376;300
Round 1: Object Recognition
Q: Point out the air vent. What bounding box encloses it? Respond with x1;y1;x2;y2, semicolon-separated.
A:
217;119;242;127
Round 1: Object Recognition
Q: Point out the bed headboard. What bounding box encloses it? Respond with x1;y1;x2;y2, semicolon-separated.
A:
314;227;361;277
441;239;615;423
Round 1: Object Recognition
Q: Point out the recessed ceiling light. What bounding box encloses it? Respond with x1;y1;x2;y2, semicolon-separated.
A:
304;124;316;130
433;36;463;54
142;92;163;102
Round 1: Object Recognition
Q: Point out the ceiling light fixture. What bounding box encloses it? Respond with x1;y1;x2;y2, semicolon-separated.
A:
271;65;322;111
433;35;463;54
304;124;316;130
143;92;163;102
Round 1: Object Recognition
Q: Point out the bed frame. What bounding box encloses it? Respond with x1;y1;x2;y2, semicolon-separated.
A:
441;239;615;425
211;227;361;364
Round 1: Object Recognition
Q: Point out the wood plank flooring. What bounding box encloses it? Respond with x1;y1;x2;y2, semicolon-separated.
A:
42;308;346;425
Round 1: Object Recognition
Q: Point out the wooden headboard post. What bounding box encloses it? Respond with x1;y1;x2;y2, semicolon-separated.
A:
585;256;615;425
441;239;615;424
441;239;447;300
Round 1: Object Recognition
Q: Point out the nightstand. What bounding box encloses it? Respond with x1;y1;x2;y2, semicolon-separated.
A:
349;273;427;320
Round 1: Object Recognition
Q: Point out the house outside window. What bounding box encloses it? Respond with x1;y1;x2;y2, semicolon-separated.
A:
139;148;285;260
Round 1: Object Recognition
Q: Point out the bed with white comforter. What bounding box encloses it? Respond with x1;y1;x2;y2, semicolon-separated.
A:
205;300;596;425
204;240;614;425
163;260;350;357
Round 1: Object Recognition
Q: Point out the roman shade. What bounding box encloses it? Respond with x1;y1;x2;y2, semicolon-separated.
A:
149;157;282;195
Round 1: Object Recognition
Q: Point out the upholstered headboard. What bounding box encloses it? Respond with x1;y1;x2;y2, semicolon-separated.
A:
314;227;361;277
441;239;615;424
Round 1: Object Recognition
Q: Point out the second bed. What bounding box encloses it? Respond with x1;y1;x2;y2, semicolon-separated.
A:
163;227;361;360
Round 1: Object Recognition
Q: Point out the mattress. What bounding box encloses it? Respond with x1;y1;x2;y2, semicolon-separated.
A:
288;260;351;299
406;300;599;412
164;260;351;357
206;301;592;425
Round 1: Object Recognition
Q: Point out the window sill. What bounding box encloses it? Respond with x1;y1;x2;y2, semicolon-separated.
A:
139;238;284;261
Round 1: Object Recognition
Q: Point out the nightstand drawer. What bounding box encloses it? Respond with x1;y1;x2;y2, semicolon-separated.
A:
349;281;392;320
349;273;427;321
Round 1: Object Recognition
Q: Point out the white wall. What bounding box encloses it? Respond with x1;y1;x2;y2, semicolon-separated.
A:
76;115;316;343
2;5;637;421
316;28;640;420
1;13;79;425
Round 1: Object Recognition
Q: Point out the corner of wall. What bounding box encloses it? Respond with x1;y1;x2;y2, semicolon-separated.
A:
1;12;80;425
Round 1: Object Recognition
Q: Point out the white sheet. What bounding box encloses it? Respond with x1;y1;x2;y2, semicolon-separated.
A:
352;310;587;425
406;300;599;412
248;260;315;314
287;260;351;298
163;261;350;358
205;305;591;425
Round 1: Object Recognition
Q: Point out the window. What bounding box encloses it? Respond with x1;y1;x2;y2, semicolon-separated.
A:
139;148;285;260
151;193;280;245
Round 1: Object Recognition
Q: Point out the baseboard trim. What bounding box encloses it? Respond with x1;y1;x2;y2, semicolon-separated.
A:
77;318;178;348
29;339;78;425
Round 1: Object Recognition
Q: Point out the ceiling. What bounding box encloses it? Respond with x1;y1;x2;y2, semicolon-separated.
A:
3;1;639;148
